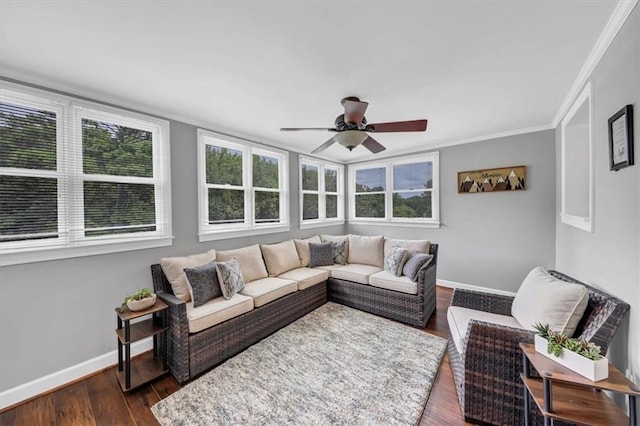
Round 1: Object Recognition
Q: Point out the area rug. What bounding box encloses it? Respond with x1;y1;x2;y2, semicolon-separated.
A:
151;302;447;425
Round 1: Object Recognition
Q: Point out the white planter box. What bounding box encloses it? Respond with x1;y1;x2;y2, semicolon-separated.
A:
534;335;608;381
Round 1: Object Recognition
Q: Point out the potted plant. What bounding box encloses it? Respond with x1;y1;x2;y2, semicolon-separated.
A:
533;323;608;381
117;288;156;313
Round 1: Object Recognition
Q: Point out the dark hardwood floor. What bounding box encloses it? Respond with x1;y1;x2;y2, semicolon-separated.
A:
0;286;474;425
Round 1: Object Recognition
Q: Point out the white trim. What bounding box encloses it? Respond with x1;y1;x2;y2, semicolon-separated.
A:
348;220;440;229
438;279;517;297
552;0;639;128
0;338;153;410
299;220;345;230
197;224;291;242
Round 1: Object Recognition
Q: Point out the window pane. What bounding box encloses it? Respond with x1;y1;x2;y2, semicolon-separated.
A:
253;154;279;189
83;182;156;236
355;167;385;192
325;168;338;192
303;194;319;220
208;188;244;224
0;102;57;170
82;119;153;178
355;194;385;218
326;194;338;219
0;176;58;241
206;145;243;186
393;162;432;190
301;163;318;191
255;191;280;223
393;192;432;218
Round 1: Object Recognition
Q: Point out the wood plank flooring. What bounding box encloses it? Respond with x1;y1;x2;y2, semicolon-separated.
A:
0;286;474;425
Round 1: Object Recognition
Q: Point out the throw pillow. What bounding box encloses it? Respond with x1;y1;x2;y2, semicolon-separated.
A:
309;242;334;267
261;240;302;276
184;261;222;307
348;235;384;267
160;249;216;302
293;236;322;267
511;266;588;336
215;258;245;300
331;241;347;265
402;252;434;281
384;246;409;277
216;244;268;283
320;234;349;261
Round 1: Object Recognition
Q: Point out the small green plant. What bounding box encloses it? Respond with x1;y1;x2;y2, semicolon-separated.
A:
117;287;153;313
533;323;603;361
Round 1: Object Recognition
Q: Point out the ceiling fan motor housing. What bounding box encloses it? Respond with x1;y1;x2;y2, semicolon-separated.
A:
335;114;367;130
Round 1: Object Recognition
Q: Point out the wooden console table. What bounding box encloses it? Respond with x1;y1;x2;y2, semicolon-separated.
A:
520;342;639;426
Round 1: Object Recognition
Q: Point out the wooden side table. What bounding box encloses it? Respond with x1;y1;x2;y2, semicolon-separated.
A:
520;342;639;426
116;299;169;392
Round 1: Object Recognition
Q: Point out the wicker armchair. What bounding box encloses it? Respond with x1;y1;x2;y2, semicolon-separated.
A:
448;270;630;426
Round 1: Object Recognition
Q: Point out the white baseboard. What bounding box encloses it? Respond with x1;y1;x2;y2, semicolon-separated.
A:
0;338;153;410
438;279;516;297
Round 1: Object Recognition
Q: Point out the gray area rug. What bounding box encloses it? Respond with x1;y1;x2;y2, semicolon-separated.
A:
152;302;447;425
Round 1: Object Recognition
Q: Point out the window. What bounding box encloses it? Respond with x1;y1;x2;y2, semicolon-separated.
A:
349;153;439;227
0;83;172;265
198;129;289;240
300;157;344;228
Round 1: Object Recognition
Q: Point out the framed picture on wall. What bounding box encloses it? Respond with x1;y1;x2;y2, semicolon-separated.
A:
608;104;634;171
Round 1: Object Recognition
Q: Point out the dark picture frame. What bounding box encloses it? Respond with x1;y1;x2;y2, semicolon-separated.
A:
608;104;634;171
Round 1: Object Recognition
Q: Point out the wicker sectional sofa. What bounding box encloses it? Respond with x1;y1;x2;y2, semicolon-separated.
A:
151;234;437;383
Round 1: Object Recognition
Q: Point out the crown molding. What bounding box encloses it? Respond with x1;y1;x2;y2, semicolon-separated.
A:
552;0;638;127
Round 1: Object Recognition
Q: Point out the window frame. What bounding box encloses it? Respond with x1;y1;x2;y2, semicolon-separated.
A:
348;152;440;228
197;129;289;241
299;156;345;230
0;82;172;266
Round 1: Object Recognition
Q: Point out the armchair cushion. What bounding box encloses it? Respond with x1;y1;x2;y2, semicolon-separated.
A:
447;306;524;354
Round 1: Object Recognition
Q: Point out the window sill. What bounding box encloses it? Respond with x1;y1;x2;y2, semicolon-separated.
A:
0;236;174;266
198;225;291;242
299;220;345;230
347;220;440;229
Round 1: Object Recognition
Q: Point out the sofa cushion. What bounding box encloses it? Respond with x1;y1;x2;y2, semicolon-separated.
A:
331;264;383;285
261;240;302;276
312;264;344;273
447;306;525;354
330;241;347;264
511;266;588;336
402;252;434;281
294;236;322;267
160;249;216;302
184;260;222;307
239;277;298;308
369;270;418;295
384;246;409;276
186;293;254;333
216;244;268;283
278;267;329;290
348;235;384;267
216;258;245;300
321;234;349;262
383;238;430;258
309;242;334;267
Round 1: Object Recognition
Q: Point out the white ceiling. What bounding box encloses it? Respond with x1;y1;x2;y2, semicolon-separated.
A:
0;1;620;163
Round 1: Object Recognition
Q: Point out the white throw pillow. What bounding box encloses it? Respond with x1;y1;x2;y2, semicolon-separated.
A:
216;245;268;283
293;236;322;267
511;266;589;336
160;250;216;302
261;240;302;276
347;235;384;267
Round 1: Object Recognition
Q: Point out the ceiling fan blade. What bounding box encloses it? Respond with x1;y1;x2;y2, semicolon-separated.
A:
361;136;386;154
311;136;337;154
280;127;337;131
343;99;369;124
367;119;428;133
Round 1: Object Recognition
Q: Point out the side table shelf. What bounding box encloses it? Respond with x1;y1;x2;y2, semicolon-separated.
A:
116;300;169;392
520;342;639;426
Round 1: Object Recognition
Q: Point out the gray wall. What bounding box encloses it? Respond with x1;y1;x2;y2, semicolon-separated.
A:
555;4;639;384
349;130;557;292
0;118;345;392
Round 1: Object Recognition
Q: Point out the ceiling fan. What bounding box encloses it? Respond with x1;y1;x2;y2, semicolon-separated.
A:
280;96;428;154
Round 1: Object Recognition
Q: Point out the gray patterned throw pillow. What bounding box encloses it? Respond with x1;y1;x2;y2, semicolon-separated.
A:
309;242;334;267
215;258;245;300
184;261;222;307
402;252;434;282
331;241;347;265
384;246;409;277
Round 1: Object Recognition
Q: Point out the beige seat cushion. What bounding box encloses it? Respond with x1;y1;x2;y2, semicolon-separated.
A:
216;245;268;283
186;293;253;333
294;236;322;267
160;250;216;302
331;264;383;285
261;240;302;276
239;277;298;307
511;266;588;336
279;267;329;290
312;264;344;274
383;238;430;257
447;306;525;354
347;235;384;267
369;270;418;295
320;234;349;261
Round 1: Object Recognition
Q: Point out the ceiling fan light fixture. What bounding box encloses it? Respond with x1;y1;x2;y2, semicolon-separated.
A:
335;130;368;151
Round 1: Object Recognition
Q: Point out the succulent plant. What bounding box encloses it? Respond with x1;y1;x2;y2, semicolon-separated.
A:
534;323;604;361
117;287;154;313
